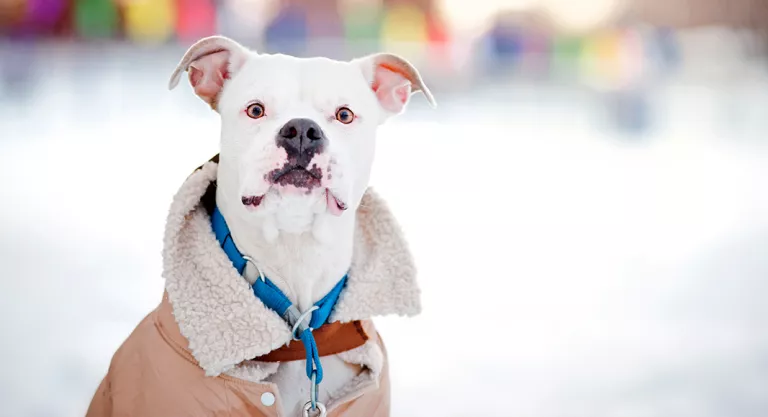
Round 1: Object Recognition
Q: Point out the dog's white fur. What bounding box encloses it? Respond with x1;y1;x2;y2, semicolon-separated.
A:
169;36;433;415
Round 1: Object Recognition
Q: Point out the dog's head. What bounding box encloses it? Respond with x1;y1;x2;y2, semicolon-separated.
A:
169;36;434;239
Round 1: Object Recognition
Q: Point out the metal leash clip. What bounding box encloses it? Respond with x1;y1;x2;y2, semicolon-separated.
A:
302;370;326;417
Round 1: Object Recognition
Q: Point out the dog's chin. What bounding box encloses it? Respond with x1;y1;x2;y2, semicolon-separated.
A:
237;187;349;243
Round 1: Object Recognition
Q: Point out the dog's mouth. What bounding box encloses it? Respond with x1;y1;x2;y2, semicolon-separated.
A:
241;161;347;215
269;164;323;189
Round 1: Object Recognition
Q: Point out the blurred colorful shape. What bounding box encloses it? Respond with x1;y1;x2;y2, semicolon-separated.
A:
341;0;382;42
264;4;308;53
305;0;342;39
579;30;622;87
519;30;550;76
74;0;118;38
175;0;216;42
124;0;176;43
0;0;27;30
380;3;427;43
426;12;448;45
424;11;450;65
19;0;67;33
488;21;524;64
617;28;644;87
550;35;583;78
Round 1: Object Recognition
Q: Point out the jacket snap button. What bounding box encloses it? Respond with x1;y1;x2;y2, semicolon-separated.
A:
261;392;276;407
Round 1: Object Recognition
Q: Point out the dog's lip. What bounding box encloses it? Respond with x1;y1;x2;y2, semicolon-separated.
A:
326;189;347;216
241;188;346;214
241;194;265;208
271;165;322;182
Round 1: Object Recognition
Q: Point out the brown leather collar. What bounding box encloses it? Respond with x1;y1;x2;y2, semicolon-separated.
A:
254;321;369;362
158;292;369;366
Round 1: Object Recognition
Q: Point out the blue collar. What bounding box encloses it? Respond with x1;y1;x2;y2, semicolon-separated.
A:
211;206;347;386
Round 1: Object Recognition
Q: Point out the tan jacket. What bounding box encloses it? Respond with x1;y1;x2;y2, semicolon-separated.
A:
87;160;421;417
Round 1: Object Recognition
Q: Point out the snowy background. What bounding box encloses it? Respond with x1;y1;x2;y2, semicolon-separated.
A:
2;30;768;417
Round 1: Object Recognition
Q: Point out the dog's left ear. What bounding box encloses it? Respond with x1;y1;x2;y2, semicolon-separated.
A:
168;36;250;110
356;53;436;116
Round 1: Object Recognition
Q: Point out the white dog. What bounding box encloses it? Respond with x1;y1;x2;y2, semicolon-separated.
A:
87;36;434;417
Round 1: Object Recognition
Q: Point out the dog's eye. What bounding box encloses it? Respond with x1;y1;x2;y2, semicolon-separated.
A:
335;107;354;124
246;103;265;119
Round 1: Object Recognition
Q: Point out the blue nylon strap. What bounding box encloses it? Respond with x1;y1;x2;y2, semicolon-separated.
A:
310;276;347;329
301;329;321;380
211;205;347;384
252;278;293;317
212;207;247;274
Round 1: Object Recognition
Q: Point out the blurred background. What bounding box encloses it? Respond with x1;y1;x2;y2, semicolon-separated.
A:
1;0;768;416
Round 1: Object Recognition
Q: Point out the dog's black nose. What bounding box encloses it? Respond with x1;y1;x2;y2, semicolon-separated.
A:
276;118;327;163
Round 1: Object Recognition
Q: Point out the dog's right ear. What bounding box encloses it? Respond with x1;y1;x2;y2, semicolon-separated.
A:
168;36;250;109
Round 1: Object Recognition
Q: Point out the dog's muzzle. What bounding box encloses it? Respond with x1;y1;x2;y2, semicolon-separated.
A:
265;118;328;190
241;118;347;215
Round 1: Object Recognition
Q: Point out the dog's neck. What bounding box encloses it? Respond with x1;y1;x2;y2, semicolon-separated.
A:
215;184;356;312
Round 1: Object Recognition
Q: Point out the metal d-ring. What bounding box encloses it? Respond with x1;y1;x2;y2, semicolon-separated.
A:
302;401;326;417
291;306;318;341
241;255;265;282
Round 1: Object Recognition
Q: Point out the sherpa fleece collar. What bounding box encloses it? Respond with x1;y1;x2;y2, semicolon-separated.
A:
162;159;420;376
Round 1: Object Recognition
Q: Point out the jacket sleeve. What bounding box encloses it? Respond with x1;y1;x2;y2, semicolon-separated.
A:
86;375;113;417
